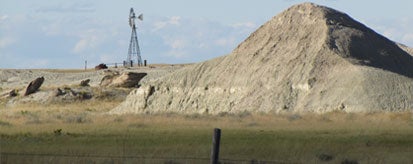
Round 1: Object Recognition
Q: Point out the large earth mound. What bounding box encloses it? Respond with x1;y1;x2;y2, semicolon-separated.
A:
111;3;413;114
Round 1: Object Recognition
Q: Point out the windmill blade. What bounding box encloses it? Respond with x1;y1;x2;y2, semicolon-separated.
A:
138;14;143;21
129;8;136;19
129;18;133;27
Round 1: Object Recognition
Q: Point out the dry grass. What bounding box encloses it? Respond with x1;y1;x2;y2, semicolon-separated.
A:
0;100;120;128
0;102;412;163
1;102;412;133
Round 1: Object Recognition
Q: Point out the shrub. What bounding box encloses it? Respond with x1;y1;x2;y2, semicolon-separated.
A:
21;110;29;115
54;129;62;136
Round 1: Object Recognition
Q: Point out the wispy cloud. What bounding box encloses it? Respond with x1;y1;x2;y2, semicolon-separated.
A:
0;12;256;67
367;18;413;47
146;16;257;63
153;16;182;31
36;3;95;13
215;37;236;47
231;22;257;29
0;15;9;21
73;36;98;53
72;29;103;54
0;37;17;48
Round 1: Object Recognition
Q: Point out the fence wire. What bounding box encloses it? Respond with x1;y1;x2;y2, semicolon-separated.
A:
1;152;295;164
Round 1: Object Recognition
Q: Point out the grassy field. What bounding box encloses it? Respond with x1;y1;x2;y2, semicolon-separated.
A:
0;101;412;163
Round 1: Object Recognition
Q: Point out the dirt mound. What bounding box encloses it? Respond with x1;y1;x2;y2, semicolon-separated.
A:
111;3;413;114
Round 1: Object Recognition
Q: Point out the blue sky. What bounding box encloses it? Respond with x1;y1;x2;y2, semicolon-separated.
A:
1;0;412;69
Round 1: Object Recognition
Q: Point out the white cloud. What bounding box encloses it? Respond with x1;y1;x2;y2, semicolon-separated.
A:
100;54;117;63
215;37;236;47
72;28;107;54
169;39;187;49
162;38;189;58
166;49;188;58
198;43;208;48
0;37;16;48
73;35;99;53
169;16;181;25
402;33;413;45
1;11;258;68
153;21;167;31
36;3;95;13
368;18;413;47
152;16;182;31
73;39;89;53
0;15;9;21
145;16;259;63
41;22;61;36
231;22;256;29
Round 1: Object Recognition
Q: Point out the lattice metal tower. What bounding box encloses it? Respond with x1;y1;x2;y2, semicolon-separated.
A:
127;8;143;67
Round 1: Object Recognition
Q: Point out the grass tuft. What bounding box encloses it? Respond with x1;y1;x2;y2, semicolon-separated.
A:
0;120;12;126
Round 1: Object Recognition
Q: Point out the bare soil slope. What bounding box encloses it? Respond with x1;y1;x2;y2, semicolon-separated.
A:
112;3;413;114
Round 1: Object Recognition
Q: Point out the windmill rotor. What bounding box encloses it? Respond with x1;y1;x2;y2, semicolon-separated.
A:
129;8;143;28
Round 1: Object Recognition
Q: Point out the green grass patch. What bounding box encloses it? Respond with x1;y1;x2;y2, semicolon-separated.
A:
1;121;412;163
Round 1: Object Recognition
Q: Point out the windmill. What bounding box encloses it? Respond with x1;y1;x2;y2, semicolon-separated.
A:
126;8;143;67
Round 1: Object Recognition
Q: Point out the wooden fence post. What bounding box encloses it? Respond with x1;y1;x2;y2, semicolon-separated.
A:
211;128;221;164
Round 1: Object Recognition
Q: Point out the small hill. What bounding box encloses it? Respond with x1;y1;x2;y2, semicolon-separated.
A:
111;3;413;114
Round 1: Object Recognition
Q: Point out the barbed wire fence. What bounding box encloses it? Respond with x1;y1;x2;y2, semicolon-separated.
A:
1;152;294;164
0;128;298;164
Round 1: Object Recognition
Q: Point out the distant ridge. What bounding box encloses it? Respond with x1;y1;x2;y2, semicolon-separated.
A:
111;3;413;114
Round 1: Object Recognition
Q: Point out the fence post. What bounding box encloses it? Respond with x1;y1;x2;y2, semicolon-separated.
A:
211;128;221;164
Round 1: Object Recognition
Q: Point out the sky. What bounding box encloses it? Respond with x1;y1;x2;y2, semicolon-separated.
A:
1;0;412;69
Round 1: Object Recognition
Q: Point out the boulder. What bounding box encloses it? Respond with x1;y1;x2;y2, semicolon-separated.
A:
100;75;116;87
53;88;64;97
110;72;147;88
9;89;17;97
95;63;108;70
99;71;119;86
80;79;91;87
0;89;17;99
24;77;44;96
100;72;147;88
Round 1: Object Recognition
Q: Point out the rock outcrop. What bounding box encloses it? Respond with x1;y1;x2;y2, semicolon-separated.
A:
24;77;44;96
80;79;91;87
110;72;147;88
111;3;413;115
100;72;147;88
